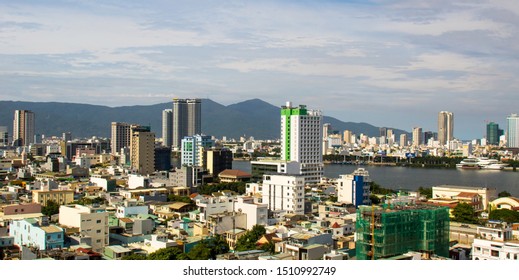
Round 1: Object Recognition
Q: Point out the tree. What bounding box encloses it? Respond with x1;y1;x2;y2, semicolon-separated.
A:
369;194;381;205
489;209;519;223
147;247;187;260
235;225;266;252
452;203;477;224
168;194;193;204
42;200;60;217
188;235;229;260
498;191;511;198
418;187;432;199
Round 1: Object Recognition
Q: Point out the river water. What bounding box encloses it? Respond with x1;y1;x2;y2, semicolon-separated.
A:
232;161;519;196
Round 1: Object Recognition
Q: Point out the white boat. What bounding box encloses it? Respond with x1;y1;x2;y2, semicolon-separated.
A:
456;157;480;169
482;163;509;170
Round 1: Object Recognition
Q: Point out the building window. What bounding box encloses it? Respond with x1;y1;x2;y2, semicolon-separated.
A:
491;250;499;257
96;220;101;224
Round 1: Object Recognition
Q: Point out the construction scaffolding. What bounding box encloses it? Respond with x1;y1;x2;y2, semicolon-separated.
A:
356;204;450;260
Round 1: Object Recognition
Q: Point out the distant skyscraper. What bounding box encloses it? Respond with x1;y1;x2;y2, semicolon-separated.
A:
13;110;35;147
438;111;454;145
111;122;132;155
486;122;502;146
323;123;332;138
424;131;435;145
399;134;407;147
162;109;172;147
507;114;519;148
130;126;155;175
343;130;352;144
0;126;8;146
172;98;201;149
379;127;387;138
412;127;423;147
62;132;72;142
281;101;323;184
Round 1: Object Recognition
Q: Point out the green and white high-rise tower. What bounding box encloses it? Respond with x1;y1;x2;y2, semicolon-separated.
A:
280;101;323;184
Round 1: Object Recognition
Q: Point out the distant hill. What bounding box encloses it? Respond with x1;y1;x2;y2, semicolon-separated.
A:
0;99;409;140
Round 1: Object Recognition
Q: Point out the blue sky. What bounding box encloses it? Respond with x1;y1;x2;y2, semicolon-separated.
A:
1;0;518;139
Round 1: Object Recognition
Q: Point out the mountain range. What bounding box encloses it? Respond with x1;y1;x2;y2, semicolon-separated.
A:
0;99;409;140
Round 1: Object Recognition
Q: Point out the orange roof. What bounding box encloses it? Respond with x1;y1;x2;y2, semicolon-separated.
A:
218;169;252;178
456;192;479;198
189;193;199;199
331;222;341;229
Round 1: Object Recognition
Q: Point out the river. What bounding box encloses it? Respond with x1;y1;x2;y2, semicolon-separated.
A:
232;161;519;196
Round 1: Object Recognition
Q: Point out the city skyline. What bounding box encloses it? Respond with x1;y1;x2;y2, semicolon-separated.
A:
2;1;519;139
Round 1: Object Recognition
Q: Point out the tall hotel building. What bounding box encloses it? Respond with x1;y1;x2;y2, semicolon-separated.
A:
507;114;519;148
438;111;454;146
281;101;323;184
172;98;201;150
13;110;35;147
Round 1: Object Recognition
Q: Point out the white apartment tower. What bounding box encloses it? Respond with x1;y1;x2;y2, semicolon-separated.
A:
507;113;519;148
438;111;454;146
281;102;323;184
172;98;201;150
13;110;35;147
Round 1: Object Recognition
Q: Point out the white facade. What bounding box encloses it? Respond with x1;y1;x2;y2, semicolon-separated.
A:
472;222;519;260
115;200;149;218
194;195;233;222
247;174;305;215
280;102;323;184
336;168;371;206
235;196;268;230
58;205;109;252
127;174;150;189
507;113;519;148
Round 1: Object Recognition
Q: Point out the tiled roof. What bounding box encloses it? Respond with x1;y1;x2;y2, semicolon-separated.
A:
218;169;252;178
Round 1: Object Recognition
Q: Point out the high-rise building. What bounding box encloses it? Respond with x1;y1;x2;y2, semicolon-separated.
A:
486;122;503;146
205;148;233;177
343;130;352;144
13;110;35;147
379;127;387;138
507;114;519;148
356;205;450;260
0;126;8;146
111;122;132;155
438;111;454;145
412;127;423;147
399;134;407;147
181;134;214;167
172;98;201;150
130;126;155;175
423;131;435;145
337;168;371;207
281;102;323;184
323;123;332;139
162;109;172;147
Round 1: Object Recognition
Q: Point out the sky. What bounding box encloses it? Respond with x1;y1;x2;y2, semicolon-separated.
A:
1;0;519;140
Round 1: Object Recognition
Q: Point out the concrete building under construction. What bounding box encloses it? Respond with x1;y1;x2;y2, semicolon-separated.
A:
356;204;450;260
